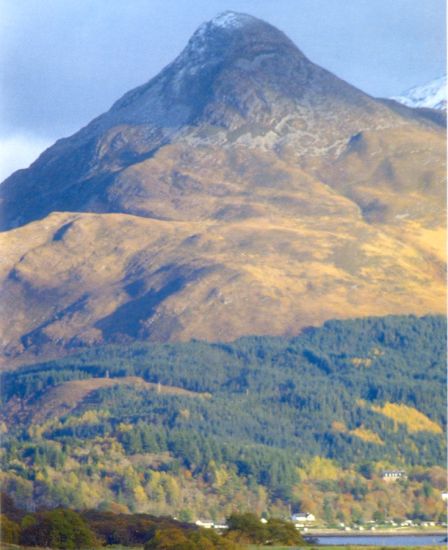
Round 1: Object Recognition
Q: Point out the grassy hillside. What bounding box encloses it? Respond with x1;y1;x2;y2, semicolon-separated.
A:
1;315;446;522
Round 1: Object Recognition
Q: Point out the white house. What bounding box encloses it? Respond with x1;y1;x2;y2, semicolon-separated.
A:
381;470;406;482
195;519;214;529
291;512;315;523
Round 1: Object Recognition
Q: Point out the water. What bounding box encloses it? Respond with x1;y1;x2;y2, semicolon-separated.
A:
313;534;447;546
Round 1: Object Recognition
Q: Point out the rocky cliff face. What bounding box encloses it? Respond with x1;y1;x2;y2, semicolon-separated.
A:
0;12;445;366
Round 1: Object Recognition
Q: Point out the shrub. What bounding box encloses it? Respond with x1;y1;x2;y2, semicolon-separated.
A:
144;526;240;549
20;509;97;549
1;514;20;544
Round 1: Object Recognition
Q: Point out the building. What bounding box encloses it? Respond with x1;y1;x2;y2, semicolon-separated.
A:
382;470;406;482
195;519;214;529
291;512;316;523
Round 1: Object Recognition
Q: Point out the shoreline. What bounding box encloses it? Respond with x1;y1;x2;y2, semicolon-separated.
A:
306;529;447;537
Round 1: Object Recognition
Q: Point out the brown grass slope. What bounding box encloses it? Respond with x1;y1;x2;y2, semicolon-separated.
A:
0;13;445;366
1;376;209;425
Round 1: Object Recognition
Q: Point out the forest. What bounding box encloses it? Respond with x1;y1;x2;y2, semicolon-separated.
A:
1;315;446;523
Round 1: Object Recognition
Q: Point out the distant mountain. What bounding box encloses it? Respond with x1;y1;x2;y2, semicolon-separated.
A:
0;12;445;366
392;75;447;110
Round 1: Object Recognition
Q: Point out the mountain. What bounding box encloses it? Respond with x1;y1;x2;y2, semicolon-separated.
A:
392;75;447;110
0;12;445;366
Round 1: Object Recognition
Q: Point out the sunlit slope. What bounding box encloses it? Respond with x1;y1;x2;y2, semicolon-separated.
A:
3;376;208;426
0;175;444;365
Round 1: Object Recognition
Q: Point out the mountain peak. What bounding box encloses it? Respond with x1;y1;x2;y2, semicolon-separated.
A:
194;10;285;35
105;12;308;131
177;10;300;66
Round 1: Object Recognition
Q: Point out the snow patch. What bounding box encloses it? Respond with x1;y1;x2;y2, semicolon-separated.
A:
392;75;447;110
189;11;254;50
209;11;252;30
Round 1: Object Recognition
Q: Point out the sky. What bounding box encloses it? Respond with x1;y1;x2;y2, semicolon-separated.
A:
0;0;446;181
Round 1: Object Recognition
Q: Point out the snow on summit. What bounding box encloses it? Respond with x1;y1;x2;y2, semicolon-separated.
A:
192;11;254;41
208;11;252;29
176;12;255;65
392;76;447;110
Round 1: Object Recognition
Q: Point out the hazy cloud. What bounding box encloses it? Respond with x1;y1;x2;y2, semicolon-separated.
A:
0;134;52;182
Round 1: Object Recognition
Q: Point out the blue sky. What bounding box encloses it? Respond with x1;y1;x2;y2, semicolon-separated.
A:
0;0;445;180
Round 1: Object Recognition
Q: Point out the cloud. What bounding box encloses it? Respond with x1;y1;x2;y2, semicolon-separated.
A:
0;134;52;182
